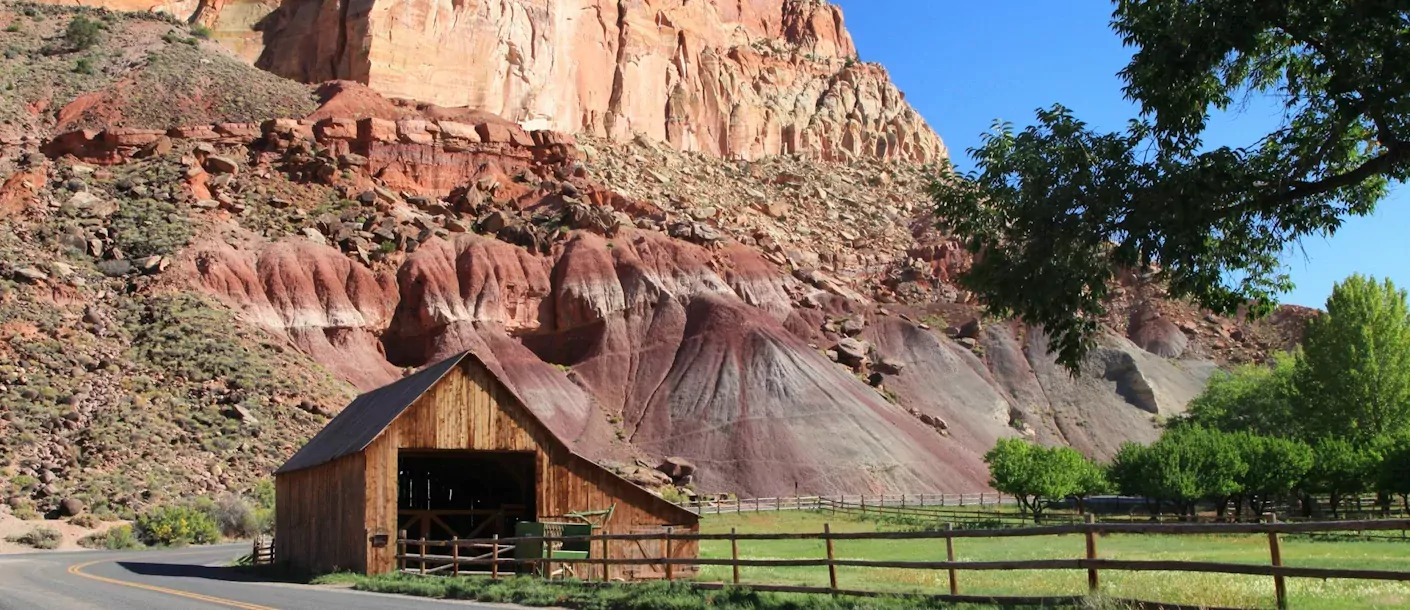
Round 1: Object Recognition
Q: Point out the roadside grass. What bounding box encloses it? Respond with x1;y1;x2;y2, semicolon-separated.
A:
699;511;1410;610
313;574;1007;609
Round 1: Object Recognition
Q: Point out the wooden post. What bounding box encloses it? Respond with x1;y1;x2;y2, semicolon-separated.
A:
730;527;741;585
451;537;460;577
1265;512;1287;610
980;492;986;507
398;530;407;572
419;536;427;575
252;538;258;565
1084;514;1098;592
545;535;555;580
901;494;907;510
861;496;867;518
824;523;838;593
491;534;500;580
600;536;610;581
945;523;958;595
664;527;675;581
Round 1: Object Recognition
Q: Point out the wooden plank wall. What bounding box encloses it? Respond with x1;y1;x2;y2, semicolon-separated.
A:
274;452;368;574
358;361;698;576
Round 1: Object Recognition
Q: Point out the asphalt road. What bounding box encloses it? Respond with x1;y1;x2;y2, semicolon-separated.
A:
0;544;513;609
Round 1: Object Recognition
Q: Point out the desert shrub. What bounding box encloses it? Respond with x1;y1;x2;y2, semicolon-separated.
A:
108;197;192;258
73;57;93;74
134;505;220;546
79;524;139;550
189;24;212;39
5;22;20;33
64;16;101;50
68;513;101;528
208;493;260;539
7;526;62;549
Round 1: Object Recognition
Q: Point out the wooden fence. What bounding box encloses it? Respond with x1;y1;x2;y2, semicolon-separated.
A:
251;537;275;566
681;493;1014;515
396;516;1410;610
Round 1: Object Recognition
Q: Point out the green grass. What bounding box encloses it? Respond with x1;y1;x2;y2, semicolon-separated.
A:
316;574;1004;609
698;511;1410;609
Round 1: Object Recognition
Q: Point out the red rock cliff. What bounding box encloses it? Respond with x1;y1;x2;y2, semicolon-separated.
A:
255;0;945;162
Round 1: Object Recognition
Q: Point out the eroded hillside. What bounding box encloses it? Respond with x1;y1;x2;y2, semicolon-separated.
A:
0;4;1311;519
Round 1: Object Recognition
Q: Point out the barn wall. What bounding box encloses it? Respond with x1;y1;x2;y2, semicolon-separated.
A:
361;361;698;576
275;452;367;574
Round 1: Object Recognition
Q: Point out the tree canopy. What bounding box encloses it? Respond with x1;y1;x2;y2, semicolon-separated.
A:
1294;275;1410;444
932;0;1410;369
983;438;1106;520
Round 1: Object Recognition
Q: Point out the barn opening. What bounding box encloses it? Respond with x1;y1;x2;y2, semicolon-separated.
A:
398;449;536;543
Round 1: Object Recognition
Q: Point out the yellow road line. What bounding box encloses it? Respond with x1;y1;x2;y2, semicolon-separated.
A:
66;558;278;610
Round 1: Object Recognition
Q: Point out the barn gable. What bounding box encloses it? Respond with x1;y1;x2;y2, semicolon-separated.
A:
275;351;699;575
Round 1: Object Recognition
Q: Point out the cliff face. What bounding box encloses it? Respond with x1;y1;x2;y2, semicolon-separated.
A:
254;0;945;163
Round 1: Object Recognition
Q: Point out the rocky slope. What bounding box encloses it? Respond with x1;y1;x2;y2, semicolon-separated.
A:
0;4;1312;517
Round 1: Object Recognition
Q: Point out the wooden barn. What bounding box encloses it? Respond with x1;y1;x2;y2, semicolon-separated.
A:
274;351;699;577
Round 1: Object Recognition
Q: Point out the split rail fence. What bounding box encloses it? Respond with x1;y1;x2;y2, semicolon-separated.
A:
681;493;1014;515
396;516;1410;610
251;537;275;566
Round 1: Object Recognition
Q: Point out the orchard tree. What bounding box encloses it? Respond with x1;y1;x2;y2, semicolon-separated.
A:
932;0;1410;369
1235;433;1313;518
1295;275;1410;444
1305;438;1381;518
1377;439;1410;514
983;439;1099;522
1178;352;1302;437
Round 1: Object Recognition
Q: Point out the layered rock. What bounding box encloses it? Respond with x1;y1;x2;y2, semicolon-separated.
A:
254;0;945;162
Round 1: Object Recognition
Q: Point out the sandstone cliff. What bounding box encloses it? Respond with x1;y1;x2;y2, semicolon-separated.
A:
254;0;945;163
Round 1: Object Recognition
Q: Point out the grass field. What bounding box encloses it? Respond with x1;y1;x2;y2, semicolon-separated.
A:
697;511;1410;609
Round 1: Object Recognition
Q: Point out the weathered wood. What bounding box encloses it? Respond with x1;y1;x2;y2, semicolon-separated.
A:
491;534;500;581
824;524;838;592
730;528;740;585
1084;514;1098;592
451;536;459;577
419;537;427;575
945;523;958;596
664;527;674;581
279;358;699;578
1266;513;1287;610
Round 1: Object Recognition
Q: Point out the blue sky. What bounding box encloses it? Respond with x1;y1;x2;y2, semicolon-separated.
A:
833;0;1406;308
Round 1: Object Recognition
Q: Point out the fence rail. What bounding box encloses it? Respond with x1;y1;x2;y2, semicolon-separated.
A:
251;538;275;566
681;493;1014;515
396;515;1410;609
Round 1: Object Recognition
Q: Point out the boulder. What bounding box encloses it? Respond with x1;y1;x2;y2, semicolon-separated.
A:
203;155;240;174
834;338;870;368
59;497;85;517
656;457;697;481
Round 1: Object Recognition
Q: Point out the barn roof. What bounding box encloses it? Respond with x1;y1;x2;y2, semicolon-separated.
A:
275;353;469;474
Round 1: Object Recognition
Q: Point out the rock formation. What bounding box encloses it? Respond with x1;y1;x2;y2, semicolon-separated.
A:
254;0;945;162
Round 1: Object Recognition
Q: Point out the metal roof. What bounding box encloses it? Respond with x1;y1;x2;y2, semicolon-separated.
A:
274;353;469;474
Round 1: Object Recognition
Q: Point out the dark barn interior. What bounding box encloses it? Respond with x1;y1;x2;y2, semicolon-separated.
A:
397;450;536;543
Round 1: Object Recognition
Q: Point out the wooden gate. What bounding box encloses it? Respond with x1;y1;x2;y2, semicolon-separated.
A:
617;525;699;580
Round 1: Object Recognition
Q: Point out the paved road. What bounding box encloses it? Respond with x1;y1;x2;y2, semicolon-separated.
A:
0;544;510;609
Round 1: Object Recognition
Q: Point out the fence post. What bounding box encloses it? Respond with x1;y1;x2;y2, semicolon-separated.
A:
600;534;609;581
252;538;258;565
491;534;500;580
861;496;868;518
664;527;675;581
730;527;741;585
1265;512;1287;610
398;530;407;572
419;536;427;575
945;523;958;596
824;523;838;593
452;536;460;577
901;494;907;510
545;535;555;580
1084;514;1098;593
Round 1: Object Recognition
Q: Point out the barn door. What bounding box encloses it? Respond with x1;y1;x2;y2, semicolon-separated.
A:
617;526;697;580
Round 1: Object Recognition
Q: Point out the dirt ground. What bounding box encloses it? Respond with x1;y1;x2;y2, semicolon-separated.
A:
0;513;123;553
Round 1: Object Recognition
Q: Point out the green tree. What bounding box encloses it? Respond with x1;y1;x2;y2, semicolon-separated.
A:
1305;438;1380;518
1178;352;1302;437
1377;439;1410;514
983;438;1087;522
1067;452;1111;515
1235;433;1314;519
1109;428;1246;519
932;1;1410;369
1295;275;1410;444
